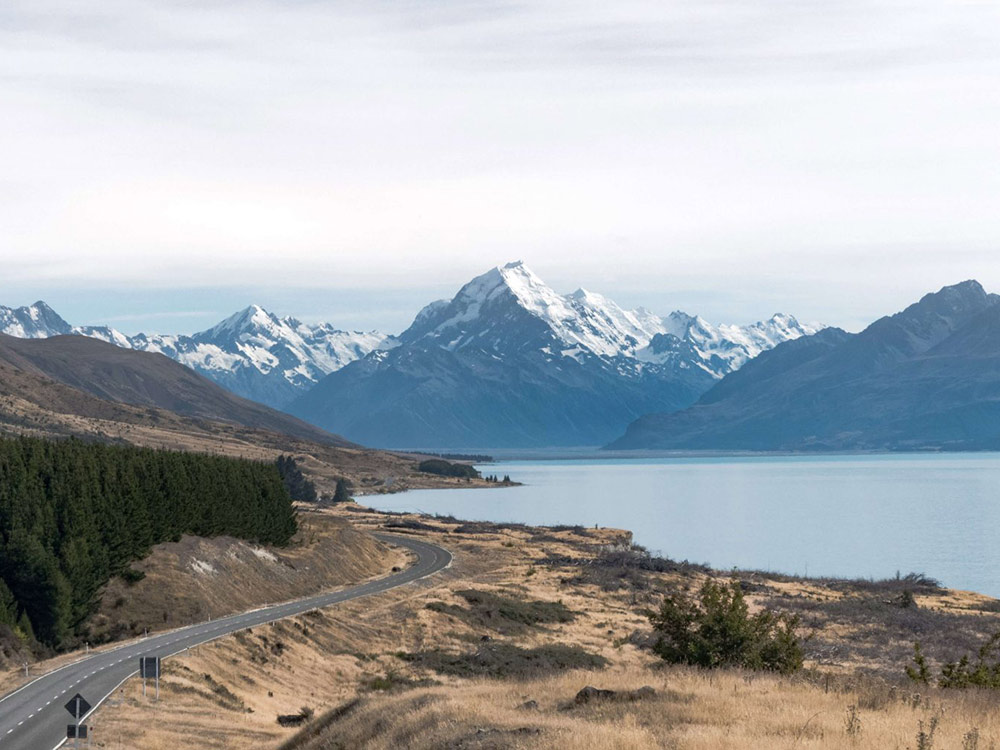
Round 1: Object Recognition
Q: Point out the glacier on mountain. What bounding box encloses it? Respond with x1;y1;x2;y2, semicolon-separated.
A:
403;261;820;380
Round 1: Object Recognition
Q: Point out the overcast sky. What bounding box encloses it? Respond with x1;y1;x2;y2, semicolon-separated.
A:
2;0;999;334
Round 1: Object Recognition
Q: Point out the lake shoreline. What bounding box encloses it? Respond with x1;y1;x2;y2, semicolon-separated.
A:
367;453;1000;597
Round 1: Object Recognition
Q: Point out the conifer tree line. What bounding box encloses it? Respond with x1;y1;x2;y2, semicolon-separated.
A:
0;436;297;649
276;455;318;503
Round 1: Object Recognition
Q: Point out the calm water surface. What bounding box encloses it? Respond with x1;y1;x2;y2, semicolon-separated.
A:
369;454;1000;597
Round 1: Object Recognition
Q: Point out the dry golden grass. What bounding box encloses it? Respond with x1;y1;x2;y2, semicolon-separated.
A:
286;666;1000;750
71;507;1000;749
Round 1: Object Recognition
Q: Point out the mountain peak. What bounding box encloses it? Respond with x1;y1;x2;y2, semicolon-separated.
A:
858;279;999;358
946;279;984;292
0;300;72;338
206;304;278;338
448;262;557;312
567;287;601;302
401;263;822;368
495;261;548;294
919;280;989;310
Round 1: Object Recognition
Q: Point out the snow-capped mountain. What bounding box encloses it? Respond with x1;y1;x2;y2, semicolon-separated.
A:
638;310;824;377
0;302;393;409
289;262;823;449
0;301;73;338
401;262;818;370
3;265;821;446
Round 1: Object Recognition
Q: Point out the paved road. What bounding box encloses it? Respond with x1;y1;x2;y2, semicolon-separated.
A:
0;533;450;750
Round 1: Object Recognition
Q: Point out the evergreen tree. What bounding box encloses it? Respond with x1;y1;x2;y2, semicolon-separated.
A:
276;455;318;503
0;577;18;628
332;479;352;503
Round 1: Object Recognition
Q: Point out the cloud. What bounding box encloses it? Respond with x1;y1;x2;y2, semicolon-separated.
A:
1;0;999;330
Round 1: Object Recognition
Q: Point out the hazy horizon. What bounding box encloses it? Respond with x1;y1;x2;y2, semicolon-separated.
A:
4;0;1000;334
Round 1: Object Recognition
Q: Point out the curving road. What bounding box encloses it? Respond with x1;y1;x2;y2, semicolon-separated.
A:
0;533;450;750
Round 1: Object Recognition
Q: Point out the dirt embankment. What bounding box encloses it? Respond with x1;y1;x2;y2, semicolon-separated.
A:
86;511;407;643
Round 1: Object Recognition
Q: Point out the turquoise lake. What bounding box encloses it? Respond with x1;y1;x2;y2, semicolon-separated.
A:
369;454;1000;597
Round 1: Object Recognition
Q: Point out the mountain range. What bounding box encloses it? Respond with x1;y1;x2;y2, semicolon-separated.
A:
6;274;1000;453
608;280;1000;451
0;263;820;448
0;332;349;446
0;301;391;408
288;262;821;448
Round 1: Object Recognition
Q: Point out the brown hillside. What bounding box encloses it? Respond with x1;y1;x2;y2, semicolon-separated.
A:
0;333;350;446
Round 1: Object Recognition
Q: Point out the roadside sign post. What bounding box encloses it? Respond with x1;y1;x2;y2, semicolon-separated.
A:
64;693;92;750
139;656;161;701
67;724;89;745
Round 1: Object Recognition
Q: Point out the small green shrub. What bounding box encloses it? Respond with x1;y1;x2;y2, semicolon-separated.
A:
647;578;803;674
905;642;931;685
120;567;146;585
907;631;1000;689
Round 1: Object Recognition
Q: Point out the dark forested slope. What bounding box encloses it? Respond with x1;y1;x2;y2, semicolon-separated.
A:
0;437;297;648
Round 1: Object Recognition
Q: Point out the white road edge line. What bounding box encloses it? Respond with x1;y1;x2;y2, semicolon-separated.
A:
6;536;449;750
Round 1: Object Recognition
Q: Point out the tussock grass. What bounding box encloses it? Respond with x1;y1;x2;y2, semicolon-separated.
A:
288;666;1000;750
398;643;607;678
425;589;574;634
78;509;1000;750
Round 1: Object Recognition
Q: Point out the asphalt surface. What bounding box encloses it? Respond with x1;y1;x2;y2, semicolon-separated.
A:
0;533;451;750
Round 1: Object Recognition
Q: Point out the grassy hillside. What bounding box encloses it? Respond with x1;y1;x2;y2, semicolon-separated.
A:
85;512;401;645
74;508;1000;749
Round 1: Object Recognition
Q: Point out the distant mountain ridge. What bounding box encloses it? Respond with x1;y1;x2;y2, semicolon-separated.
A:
608;280;1000;451
0;302;393;408
289;262;822;448
0;332;354;446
